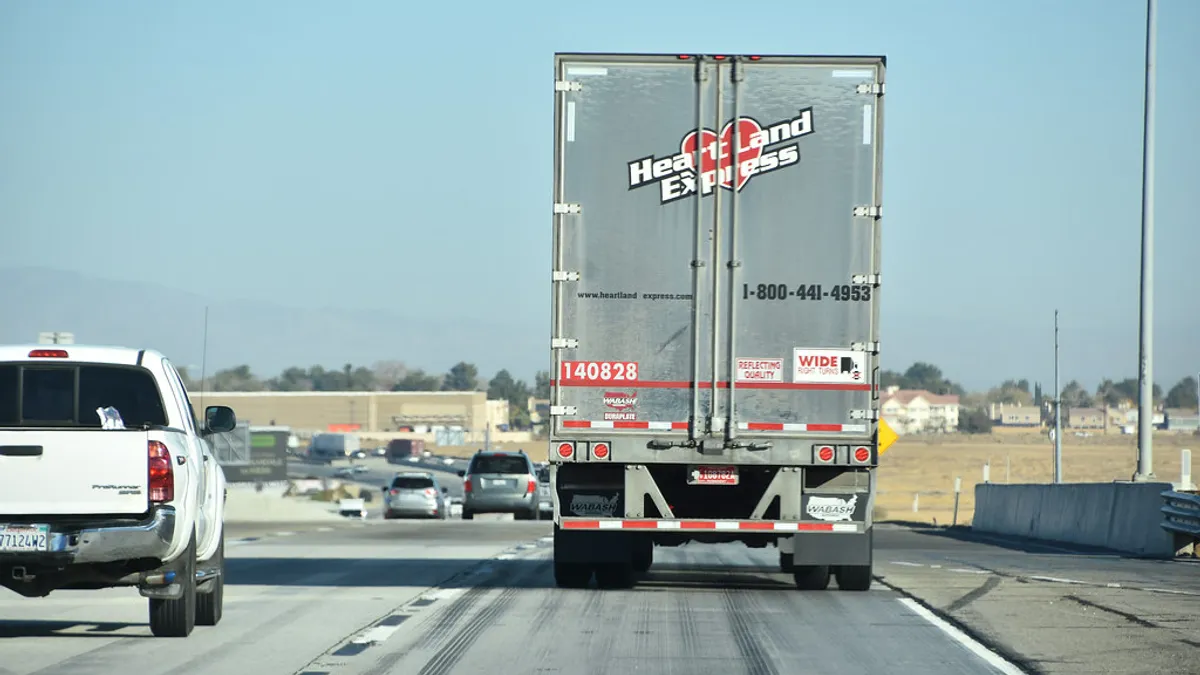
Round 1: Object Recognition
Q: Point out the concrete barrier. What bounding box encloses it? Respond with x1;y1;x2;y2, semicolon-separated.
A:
973;481;1177;558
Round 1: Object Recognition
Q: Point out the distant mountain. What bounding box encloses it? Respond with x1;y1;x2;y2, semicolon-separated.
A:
0;267;545;381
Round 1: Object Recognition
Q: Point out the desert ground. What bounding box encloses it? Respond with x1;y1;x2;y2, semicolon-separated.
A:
876;430;1196;525
432;432;1198;526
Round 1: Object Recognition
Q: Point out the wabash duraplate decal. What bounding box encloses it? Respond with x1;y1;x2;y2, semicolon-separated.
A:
627;108;814;205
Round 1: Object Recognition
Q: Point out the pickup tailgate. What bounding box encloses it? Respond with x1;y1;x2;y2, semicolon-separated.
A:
0;430;150;515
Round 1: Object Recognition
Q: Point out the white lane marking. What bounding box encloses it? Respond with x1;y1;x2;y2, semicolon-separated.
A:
930;564;942;569
539;536;553;543
950;568;992;575
1143;587;1200;597
428;588;465;601
494;554;516;560
351;625;402;645
1105;582;1121;588
889;561;924;567
275;531;296;537
317;527;333;532
1027;575;1086;585
898;598;1026;675
227;539;255;548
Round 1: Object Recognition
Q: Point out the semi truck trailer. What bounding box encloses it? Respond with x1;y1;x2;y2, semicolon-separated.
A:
547;52;891;591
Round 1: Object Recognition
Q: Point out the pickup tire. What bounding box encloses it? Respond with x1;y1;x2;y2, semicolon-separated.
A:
149;531;197;638
195;529;225;626
461;510;474;520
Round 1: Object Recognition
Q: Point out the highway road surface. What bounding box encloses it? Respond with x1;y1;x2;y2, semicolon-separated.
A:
0;520;1026;675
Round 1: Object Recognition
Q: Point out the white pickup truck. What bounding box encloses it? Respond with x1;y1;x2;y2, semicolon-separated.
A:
0;344;236;638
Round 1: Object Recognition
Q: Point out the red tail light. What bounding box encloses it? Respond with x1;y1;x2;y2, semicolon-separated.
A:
424;488;437;497
28;349;68;358
463;475;472;493
526;477;537;495
389;489;399;496
148;441;173;502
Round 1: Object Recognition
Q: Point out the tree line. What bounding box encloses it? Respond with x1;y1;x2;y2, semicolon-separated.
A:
180;361;1199;431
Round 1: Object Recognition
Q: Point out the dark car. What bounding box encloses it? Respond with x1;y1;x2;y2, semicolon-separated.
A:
458;450;540;520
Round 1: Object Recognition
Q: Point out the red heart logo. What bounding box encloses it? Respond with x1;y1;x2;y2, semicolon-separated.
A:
681;118;764;192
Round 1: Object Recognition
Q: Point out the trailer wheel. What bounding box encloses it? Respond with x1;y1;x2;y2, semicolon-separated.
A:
835;565;873;591
779;552;793;573
632;538;653;574
793;564;831;591
595;562;635;590
554;562;592;589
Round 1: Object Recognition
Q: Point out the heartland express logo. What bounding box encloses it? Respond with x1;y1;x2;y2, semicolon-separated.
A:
627;108;814;205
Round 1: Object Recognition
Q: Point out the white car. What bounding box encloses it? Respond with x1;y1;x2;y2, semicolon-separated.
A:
0;344;235;638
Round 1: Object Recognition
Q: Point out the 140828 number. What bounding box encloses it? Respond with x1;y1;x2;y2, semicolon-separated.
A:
559;361;639;383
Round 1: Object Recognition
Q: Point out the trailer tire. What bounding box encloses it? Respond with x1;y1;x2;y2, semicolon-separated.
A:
461;510;474;520
595;562;635;590
793;564;831;591
835;564;873;591
779;552;793;573
632;538;653;574
554;562;592;589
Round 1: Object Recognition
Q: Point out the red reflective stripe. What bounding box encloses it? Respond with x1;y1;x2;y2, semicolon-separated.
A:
671;422;688;430
738;521;777;531
622;520;659;529
806;424;844;432
551;380;870;391
562;520;600;529
562;420;590;428
797;523;834;531
747;422;784;431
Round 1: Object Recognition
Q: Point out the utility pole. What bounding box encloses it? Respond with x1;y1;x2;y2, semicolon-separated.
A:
1053;310;1062;484
1134;0;1158;481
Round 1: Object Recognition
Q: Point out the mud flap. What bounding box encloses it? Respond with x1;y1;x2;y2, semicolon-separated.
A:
793;528;872;567
553;526;633;565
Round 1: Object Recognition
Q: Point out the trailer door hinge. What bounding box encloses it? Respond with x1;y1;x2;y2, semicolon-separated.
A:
852;274;881;286
850;341;880;353
552;270;581;282
850;409;881;421
856;82;885;95
554;203;582;215
852;205;882;218
551;338;579;350
555;80;583;92
550;405;578;416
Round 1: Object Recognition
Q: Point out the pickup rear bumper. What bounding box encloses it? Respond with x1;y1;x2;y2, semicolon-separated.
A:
3;506;177;566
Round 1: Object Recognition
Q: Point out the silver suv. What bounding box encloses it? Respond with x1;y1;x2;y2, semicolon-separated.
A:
382;472;450;519
457;450;539;521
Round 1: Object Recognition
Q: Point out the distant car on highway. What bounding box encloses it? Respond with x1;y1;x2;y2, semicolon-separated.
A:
373;446;387;457
382;472;450;519
458;450;541;521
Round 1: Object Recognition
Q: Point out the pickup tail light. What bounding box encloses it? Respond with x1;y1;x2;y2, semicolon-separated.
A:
148;441;174;503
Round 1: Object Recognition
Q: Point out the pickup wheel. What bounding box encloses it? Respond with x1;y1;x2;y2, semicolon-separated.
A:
195;529;225;626
149;531;197;638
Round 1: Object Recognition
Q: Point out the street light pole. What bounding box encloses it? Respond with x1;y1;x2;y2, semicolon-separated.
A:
1054;310;1062;484
1134;0;1158;481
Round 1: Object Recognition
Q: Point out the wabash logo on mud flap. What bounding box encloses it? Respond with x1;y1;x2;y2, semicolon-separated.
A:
627;108;815;205
603;391;636;421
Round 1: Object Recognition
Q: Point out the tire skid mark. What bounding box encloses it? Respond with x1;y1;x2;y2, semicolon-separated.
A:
722;589;780;675
411;586;490;649
415;587;520;675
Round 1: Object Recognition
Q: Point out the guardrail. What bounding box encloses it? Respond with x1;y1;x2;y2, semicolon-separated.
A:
1160;490;1200;546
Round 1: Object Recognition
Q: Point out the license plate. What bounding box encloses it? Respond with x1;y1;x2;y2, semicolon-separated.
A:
483;479;510;488
689;465;739;485
0;524;50;553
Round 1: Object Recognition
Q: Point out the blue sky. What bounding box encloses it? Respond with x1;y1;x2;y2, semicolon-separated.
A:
1;0;1197;391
